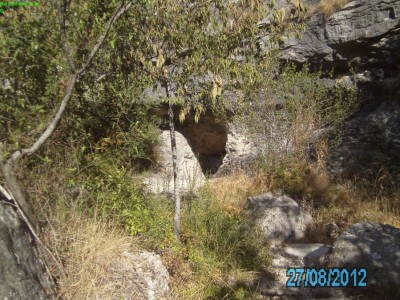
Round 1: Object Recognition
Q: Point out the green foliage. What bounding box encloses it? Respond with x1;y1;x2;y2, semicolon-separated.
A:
128;0;266;122
0;4;63;150
78;152;175;246
180;188;270;298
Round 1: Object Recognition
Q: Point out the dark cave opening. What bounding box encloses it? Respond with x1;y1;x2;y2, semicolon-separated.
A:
177;115;228;175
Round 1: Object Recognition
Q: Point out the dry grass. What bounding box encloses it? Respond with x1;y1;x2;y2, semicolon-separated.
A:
305;180;400;244
43;209;139;300
205;171;270;215
206;157;400;247
289;158;400;244
310;0;351;17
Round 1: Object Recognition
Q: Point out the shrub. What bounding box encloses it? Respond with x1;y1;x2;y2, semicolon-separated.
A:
176;187;270;299
236;60;357;169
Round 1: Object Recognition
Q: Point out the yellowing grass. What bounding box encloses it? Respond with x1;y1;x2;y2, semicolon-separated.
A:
309;0;351;17
205;171;269;215
46;211;136;300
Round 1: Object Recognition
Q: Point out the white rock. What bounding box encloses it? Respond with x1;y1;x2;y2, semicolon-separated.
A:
107;250;170;300
248;193;313;244
144;130;205;194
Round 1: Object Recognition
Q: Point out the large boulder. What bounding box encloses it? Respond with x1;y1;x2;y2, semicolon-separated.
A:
247;193;313;244
331;222;400;298
0;201;54;299
255;243;344;299
328;100;400;179
107;250;170;300
144;130;205;194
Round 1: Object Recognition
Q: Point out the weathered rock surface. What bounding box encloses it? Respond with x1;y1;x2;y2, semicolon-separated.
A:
255;243;347;299
331;221;400;298
328;100;400;179
261;0;400;181
276;0;400;72
0;201;53;300
216;124;257;176
247;193;313;244
144;130;205;194
177;115;227;174
108;250;170;300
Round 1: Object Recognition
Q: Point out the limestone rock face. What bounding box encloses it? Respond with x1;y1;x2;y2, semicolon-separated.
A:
177;115;227;174
331;222;400;298
328;100;400;179
144;130;205;194
247;193;313;244
0;202;53;300
260;0;400;180
108;251;170;300
255;243;346;299
216;124;257;176
274;0;400;71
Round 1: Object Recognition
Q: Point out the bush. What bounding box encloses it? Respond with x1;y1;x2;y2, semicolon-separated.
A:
65;151;175;247
177;187;270;299
236;62;357;164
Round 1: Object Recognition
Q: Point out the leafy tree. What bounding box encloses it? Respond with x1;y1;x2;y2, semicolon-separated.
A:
0;2;144;293
128;0;267;240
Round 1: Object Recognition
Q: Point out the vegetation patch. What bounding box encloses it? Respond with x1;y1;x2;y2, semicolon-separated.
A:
310;0;352;17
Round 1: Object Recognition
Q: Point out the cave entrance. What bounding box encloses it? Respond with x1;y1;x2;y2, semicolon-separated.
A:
177;116;228;175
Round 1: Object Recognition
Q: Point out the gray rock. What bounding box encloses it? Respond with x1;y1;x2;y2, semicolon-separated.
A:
247;193;313;244
284;243;332;267
0;201;54;300
255;243;343;299
259;0;400;182
216;123;257;176
177;115;227;174
107;250;170;300
328;100;400;179
144;130;205;194
275;0;400;72
331;222;400;298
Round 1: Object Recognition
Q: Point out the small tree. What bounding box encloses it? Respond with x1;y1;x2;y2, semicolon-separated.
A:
0;2;140;293
132;0;266;240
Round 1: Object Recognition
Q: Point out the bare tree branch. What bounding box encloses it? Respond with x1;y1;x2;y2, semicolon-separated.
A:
10;74;78;163
54;0;76;72
77;1;133;75
1;151;37;226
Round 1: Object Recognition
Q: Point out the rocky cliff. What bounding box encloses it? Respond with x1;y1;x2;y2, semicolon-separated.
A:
271;0;400;180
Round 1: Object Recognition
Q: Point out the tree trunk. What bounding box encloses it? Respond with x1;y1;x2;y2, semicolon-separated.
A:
165;83;181;241
0;158;37;229
0;199;54;299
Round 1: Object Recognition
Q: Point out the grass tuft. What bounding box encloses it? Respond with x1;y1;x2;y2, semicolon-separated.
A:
46;210;136;300
311;0;351;17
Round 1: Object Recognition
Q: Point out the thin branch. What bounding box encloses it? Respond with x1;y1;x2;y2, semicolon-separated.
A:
54;0;76;72
77;1;133;75
11;74;78;162
0;183;13;201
